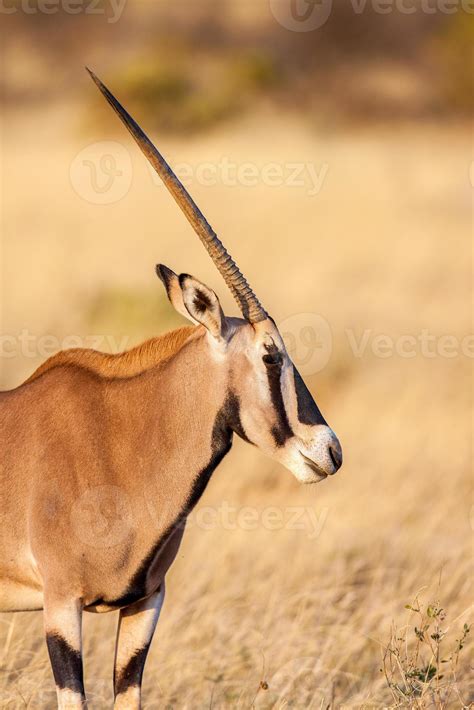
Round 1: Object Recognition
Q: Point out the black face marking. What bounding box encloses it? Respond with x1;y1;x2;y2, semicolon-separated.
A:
46;633;84;695
101;395;238;608
114;645;150;696
224;391;252;444
264;345;293;447
293;367;327;426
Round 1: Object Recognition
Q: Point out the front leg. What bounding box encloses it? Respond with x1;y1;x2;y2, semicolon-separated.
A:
43;594;86;709
114;584;165;710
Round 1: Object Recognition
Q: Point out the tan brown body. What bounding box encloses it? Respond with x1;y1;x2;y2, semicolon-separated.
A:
0;70;342;709
0;325;219;613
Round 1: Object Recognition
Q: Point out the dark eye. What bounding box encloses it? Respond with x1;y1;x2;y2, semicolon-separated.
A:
263;352;283;367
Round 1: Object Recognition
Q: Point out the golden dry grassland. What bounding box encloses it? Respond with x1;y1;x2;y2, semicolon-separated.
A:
0;97;472;708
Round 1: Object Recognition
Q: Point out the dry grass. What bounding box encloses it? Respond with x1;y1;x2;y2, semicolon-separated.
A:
0;97;471;708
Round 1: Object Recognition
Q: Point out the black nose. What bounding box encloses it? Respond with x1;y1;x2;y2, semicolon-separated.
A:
329;444;343;472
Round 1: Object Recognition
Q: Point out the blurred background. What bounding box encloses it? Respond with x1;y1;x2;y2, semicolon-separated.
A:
0;1;472;707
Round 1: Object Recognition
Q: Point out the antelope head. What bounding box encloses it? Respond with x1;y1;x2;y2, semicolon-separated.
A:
88;69;342;484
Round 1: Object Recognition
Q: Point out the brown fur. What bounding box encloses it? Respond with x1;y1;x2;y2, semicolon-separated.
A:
0;277;339;709
23;326;197;384
0;323;224;617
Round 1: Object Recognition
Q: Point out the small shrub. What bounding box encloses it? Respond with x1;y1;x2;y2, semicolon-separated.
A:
382;596;471;708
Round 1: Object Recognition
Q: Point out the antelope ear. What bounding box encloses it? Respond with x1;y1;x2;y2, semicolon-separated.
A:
178;273;229;340
156;264;199;324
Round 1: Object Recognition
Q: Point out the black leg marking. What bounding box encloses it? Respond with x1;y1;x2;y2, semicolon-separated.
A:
46;633;84;694
114;645;150;696
293;367;327;426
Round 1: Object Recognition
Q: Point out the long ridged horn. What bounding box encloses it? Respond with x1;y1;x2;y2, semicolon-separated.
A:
86;68;267;324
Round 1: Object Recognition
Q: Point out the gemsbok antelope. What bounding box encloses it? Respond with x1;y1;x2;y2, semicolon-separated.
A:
0;69;343;709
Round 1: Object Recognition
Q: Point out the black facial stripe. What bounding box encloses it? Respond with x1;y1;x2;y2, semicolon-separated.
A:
293;367;327;426
46;633;84;694
115;645;150;696
224;391;252;444
266;364;293;447
100;395;237;609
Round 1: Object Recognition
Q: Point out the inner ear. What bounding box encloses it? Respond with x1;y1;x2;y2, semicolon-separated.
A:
179;274;228;340
192;287;213;315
